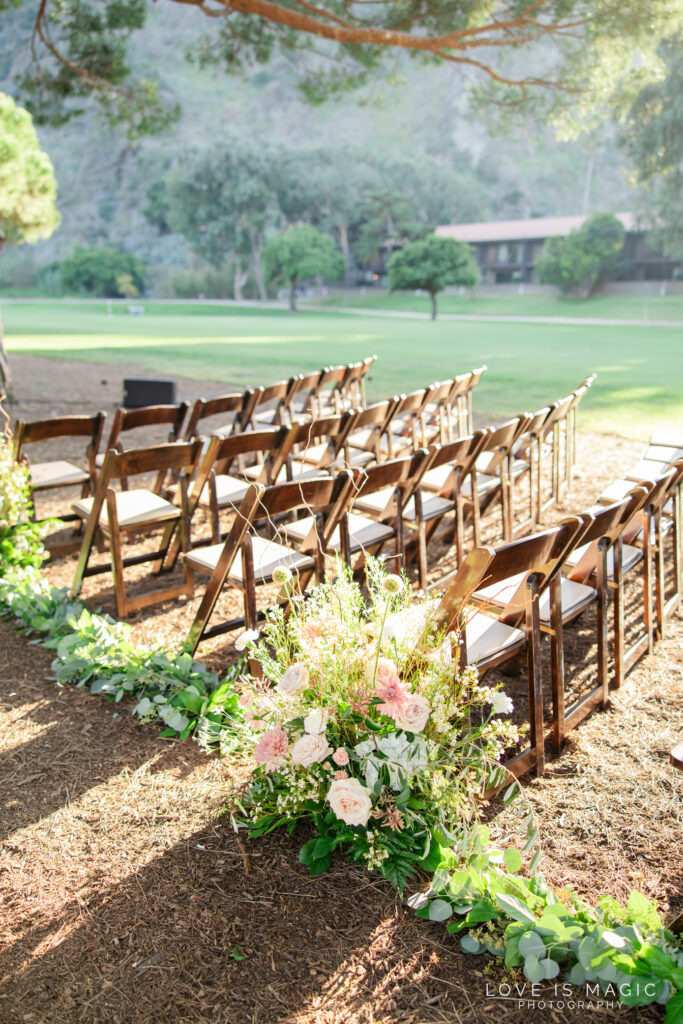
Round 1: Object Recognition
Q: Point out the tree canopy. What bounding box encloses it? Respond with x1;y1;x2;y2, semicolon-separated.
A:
6;0;683;135
61;245;145;297
619;35;683;260
536;212;625;298
0;91;60;395
388;235;479;319
262;224;345;311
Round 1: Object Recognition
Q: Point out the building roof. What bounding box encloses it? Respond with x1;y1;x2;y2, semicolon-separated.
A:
435;212;636;244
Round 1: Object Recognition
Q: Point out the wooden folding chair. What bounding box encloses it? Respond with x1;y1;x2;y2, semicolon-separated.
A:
462;365;487;435
309;450;430;573
469;414;532;543
341;398;400;467
382;388;434;457
410;432;490;584
463;518;585;776
245;378;297;429
13;412;106;547
94;402;189;493
417;379;458;446
284;369;326;421
182;390;257;441
184;473;354;653
313;364;350;416
244;412;358;484
344;355;376;409
70;440;203;619
566;373;596;481
509;406;553;537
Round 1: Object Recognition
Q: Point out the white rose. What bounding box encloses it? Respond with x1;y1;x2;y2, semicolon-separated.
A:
327;777;373;827
277;662;309;695
303;708;328;734
290;733;333;767
490;690;514;715
235;628;259;652
393;694;430;733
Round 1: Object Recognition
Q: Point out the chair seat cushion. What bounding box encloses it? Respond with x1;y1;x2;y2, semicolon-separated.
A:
475;572;595;624
199;474;250;509
465;610;526;665
462;473;500;499
353;486;396;516
186;534;314;582
564;541;643;576
643;444;683;464
31;460;89;489
402;492;454;522
72;490;179;529
421;463;454;493
598;479;633;504
625;460;670;482
282;511;394;553
298;441;331;465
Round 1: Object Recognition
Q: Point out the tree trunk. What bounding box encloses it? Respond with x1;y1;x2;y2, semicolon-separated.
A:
289;278;298;312
249;229;268;301
233;263;248;302
0;305;11;401
338;224;352;285
429;291;438;320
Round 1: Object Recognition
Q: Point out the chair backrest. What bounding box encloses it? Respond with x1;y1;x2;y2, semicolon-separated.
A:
460;518;585;624
477;414;532;475
105;402;189;452
190;426;290;504
342;397;399;460
14;412;106;463
289;411;358;467
426;430;489;486
255;471;355;555
245;378;295;428
99;440;203;487
565;487;649;583
351;449;431;506
315;364;348;413
284;369;325;417
183;390;254;440
539;393;574;440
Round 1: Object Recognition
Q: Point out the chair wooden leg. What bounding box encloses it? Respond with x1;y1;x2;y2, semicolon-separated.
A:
106;490;127;620
242;534;258;630
71;493;106;598
414;489;428;590
596;539;609;706
655;509;665;640
643;509;654;657
525;573;544;777
549;575;565;757
613;535;625;689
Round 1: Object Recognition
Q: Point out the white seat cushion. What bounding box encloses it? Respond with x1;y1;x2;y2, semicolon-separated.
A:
598;479;634;504
402;493;454;522
72;489;179;529
31;460;89;489
475;572;595;624
282;511;394;553
643;444;683;464
649;432;683;448
465;610;526;665
625;460;670;482
564;541;643;576
421;463;453;493
298;441;331;465
462;473;500;498
354;486;396;516
186;534;314;582
199;474;250;509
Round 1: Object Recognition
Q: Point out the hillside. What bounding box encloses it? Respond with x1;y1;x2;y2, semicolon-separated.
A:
0;2;637;286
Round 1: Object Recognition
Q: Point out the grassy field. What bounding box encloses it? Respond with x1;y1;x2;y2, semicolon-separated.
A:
314;290;683;321
3;300;682;438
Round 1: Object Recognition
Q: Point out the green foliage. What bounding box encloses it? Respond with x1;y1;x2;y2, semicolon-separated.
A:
262;225;345;310
537;213;626;298
620;35;683;260
61;245;145;297
0;410;52;568
0;92;60;249
388;235;479;319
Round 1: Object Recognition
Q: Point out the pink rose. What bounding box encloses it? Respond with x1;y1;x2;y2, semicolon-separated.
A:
253;724;289;771
334;770;348;780
393;694;430;733
277;663;309;696
238;690;254;707
290;733;333;767
366;656;400;689
332;748;349;766
327;777;373;827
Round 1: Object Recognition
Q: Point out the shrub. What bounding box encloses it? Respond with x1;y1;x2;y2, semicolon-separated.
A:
537;213;626;297
61;246;146;298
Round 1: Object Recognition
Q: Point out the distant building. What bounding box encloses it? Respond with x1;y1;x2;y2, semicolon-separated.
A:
435;213;681;285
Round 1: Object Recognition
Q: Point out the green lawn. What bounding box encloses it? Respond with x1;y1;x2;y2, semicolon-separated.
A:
3;300;682;439
314;291;683;322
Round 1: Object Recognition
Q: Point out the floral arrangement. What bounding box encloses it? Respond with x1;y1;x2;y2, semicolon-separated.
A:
232;559;521;891
0;406;50;569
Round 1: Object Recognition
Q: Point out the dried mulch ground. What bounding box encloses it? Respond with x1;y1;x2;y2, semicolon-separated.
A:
1;354;682;1024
